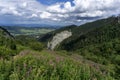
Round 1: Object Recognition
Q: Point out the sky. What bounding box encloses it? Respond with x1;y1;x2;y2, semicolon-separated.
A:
0;0;120;26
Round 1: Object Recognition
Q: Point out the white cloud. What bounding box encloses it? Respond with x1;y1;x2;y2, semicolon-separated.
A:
31;14;38;17
52;18;61;21
46;0;120;24
47;3;67;13
1;7;22;16
64;2;74;12
22;2;27;7
0;0;120;26
79;10;104;17
57;14;69;18
40;12;52;19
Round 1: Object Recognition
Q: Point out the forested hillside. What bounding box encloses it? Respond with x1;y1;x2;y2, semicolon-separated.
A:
39;17;116;43
0;27;17;59
55;16;119;50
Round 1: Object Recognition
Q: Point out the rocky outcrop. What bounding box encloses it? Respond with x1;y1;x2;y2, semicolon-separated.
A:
47;30;72;50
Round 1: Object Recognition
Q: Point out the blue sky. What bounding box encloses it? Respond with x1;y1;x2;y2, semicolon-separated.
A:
37;0;73;5
0;0;120;27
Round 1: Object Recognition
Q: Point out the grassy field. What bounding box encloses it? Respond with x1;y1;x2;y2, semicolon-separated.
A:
20;29;54;35
2;26;55;36
0;49;114;80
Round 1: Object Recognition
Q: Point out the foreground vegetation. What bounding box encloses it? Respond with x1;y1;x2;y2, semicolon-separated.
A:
0;50;114;80
0;37;116;80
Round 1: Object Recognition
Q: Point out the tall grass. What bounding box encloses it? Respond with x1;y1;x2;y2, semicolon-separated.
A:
0;51;114;80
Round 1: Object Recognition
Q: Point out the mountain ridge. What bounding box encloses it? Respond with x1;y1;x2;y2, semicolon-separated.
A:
59;16;120;51
39;16;119;50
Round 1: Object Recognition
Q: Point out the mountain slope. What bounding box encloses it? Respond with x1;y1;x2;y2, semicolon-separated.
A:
50;16;119;51
0;26;15;46
39;17;117;48
0;26;14;38
39;25;77;43
0;26;16;59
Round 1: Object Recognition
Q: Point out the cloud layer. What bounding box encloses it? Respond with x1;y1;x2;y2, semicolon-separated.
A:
0;0;120;26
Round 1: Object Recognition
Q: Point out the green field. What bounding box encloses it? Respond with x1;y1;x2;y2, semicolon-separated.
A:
19;29;54;35
3;26;55;36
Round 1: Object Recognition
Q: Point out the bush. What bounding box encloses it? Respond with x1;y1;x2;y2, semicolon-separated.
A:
29;42;44;51
0;46;16;59
10;42;17;50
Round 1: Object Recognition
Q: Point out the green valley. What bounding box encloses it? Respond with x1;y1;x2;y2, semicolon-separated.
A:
3;26;55;36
